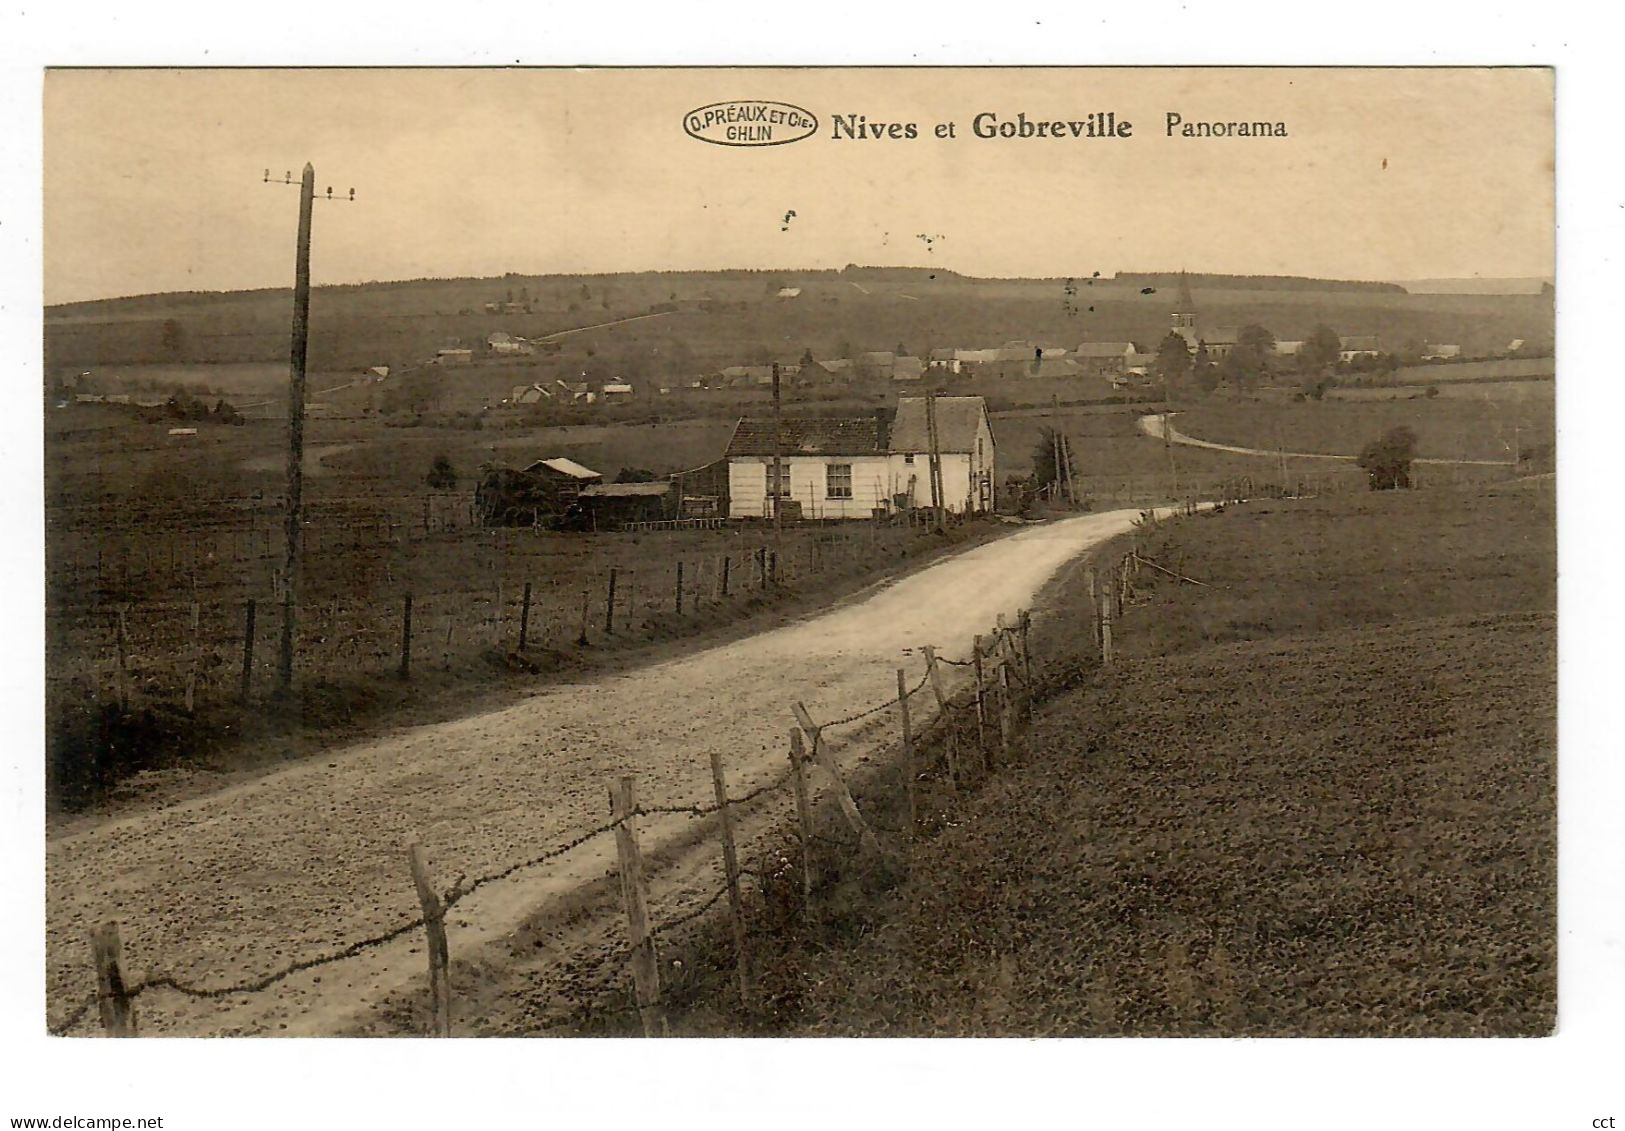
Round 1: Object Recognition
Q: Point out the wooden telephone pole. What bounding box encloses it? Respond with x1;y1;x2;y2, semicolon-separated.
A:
925;391;946;532
771;362;783;536
265;165;353;690
279;164;315;690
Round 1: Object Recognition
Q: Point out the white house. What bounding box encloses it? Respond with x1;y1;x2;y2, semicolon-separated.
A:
1423;344;1462;360
723;396;996;519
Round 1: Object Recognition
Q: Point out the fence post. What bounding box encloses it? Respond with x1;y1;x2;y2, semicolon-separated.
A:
239;598;256;703
721;554;731;598
708;749;753;1007
407;844;452;1037
999;661;1014;763
89;921;136;1037
609;776;663;1037
605;568;618;635
1084;567;1100;656
897;668;915;846
184;599;201;715
578;587;591;646
519;581;533;650
920;645;960;787
787;729;815;908
792;703;881;856
971;633;988;764
758;546;767;590
675;561;684;616
399;593;414;678
768;551;778;586
1100;582;1114;668
1019;609;1035;721
114;609;130;712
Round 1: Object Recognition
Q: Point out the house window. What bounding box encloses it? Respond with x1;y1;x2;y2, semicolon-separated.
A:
766;462;790;497
826;463;853;499
903;453;915;464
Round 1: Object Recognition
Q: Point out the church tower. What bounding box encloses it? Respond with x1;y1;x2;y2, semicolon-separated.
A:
1171;271;1198;348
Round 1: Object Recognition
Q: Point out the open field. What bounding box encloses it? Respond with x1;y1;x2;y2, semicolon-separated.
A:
1173;382;1553;463
644;480;1556;1035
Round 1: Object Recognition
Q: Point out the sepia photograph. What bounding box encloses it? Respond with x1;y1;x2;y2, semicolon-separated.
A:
35;66;1559;1042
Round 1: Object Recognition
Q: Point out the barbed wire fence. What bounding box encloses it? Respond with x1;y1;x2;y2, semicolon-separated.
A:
50;496;1232;1038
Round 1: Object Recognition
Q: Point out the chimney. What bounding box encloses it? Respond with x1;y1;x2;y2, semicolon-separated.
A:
873;405;896;450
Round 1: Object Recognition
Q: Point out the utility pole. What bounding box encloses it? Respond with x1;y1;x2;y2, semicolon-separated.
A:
265;166;353;691
924;391;945;532
771;362;783;536
280;164;315;690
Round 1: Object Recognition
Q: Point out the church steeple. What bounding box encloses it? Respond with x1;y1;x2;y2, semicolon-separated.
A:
1171;271;1198;346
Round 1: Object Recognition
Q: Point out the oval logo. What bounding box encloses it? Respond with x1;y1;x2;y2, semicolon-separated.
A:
683;101;819;147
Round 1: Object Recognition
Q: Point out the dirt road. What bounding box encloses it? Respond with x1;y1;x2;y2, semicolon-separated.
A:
1137;412;1515;466
46;508;1160;1036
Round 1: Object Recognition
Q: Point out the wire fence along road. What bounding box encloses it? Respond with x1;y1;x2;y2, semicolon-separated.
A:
46;505;1189;1037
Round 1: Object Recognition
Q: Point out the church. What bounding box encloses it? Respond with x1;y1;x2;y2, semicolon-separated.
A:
1167;272;1239;359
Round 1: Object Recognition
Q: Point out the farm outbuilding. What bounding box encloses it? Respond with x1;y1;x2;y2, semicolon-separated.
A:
478;457;604;526
576;481;678;528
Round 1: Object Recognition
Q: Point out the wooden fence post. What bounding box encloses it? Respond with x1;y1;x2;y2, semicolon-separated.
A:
787;729;815;908
1019;609;1035;721
897;668;915;845
1084;567;1100;657
768;551;777;586
971;633;988;764
399;593;414;678
609;776;663;1036
605;568;618;635
793;703;881;856
519;581;533;650
1101;583;1114;668
998;660;1014;762
708;749;753;1006
675;561;684;615
239;597;256;704
920;645;960;786
407;844;451;1037
89;921;136;1037
721;554;731;598
184;599;201;715
114;609;130;712
578;587;591;646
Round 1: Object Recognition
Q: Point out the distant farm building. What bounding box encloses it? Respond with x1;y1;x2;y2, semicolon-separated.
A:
1423;343;1462;360
1273;341;1304;358
775;287;802;299
435;348;474;366
891;356;926;381
477;457;602;526
509;383;553;405
1339;335;1382;361
488;332;536;356
723;395;995;520
600;383;635;401
1072;342;1141;375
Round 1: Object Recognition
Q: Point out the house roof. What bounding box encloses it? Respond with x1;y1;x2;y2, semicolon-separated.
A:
1340;335;1381;351
1025;357;1081;378
1073;342;1138;357
859;351;896;366
725;417;886;457
776;287;802;298
892;356;926;380
890;397;989;454
526;457;602;480
580;482;672;498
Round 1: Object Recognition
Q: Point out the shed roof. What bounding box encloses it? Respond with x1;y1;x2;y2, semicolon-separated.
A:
526;457;602;480
1340;335;1381;351
725;417;885;457
890;397;989;454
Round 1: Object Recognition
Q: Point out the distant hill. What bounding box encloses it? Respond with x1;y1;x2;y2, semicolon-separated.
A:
1113;272;1406;294
1390;277;1553;295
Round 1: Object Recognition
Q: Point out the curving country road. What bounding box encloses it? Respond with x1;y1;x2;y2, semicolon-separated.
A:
1137;412;1515;467
47;507;1173;1036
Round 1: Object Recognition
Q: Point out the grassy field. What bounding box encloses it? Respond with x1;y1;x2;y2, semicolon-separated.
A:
643;479;1556;1036
1173;382;1553;463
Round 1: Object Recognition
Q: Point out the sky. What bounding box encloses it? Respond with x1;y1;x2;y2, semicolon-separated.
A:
43;67;1554;304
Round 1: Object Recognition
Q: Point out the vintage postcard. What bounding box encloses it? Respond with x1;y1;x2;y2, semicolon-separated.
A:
35;64;1557;1059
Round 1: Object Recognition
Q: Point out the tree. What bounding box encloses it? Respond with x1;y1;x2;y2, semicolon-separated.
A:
1030;427;1067;492
1300;324;1342;373
1236;323;1275;357
614;467;657;483
800;347;816;367
427;454;458;490
1356;426;1418;491
1152;332;1192;388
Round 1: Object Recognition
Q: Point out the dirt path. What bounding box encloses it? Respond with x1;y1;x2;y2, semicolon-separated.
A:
1137;412;1516;467
46;508;1162;1036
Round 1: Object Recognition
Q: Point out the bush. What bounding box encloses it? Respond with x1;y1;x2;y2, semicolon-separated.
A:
426;454;458;489
1356;426;1418;491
